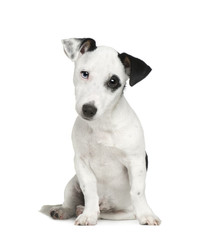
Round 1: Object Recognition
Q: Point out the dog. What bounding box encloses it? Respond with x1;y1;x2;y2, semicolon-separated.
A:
41;38;161;226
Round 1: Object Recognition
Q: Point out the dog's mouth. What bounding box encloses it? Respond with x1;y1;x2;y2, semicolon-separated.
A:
81;115;94;121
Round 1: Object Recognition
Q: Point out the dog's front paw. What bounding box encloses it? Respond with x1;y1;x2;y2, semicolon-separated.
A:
138;214;161;226
74;213;98;226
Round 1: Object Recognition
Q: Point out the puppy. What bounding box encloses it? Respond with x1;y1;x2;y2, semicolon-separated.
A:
41;38;161;226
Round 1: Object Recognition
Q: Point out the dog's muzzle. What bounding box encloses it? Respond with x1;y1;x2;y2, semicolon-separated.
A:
82;104;97;120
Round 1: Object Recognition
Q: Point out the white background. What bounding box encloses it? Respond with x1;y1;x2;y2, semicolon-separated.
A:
0;0;206;239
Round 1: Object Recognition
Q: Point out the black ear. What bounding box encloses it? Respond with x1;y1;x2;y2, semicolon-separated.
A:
79;38;97;54
118;53;152;86
62;38;96;61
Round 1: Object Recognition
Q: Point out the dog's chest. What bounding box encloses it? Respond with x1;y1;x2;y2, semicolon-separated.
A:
87;130;131;210
92;129;115;147
87;129;127;180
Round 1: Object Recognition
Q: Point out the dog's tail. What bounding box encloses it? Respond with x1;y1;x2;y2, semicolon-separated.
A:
39;204;62;216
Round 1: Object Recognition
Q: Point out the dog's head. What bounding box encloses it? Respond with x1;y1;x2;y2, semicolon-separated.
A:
62;38;151;121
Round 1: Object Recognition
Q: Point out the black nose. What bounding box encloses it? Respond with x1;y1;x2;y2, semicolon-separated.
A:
82;104;97;119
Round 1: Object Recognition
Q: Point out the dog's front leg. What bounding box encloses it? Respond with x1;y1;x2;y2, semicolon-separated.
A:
127;154;161;225
74;155;99;226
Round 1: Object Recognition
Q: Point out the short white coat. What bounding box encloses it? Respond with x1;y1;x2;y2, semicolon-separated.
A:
41;38;161;226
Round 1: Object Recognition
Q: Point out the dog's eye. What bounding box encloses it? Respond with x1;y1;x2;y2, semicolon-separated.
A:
80;71;89;79
107;75;120;90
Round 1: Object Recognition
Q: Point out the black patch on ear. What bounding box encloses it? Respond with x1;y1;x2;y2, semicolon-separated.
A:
79;38;97;54
118;53;152;87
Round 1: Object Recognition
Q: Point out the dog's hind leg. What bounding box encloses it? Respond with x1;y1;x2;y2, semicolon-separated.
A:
40;204;73;220
40;175;84;220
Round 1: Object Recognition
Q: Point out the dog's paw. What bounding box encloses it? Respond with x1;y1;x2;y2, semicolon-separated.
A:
138;214;161;226
74;213;98;226
50;207;72;220
76;205;85;217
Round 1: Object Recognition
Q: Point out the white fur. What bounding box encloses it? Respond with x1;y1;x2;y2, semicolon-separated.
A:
41;39;161;226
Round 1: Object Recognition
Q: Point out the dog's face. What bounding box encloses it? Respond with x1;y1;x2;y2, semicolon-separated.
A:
73;46;128;120
62;38;152;121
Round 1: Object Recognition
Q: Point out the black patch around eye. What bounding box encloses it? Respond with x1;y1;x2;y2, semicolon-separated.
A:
105;75;121;92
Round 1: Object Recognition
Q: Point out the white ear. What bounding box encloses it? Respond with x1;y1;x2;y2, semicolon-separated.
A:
61;38;96;62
